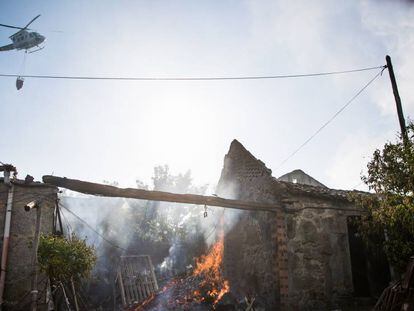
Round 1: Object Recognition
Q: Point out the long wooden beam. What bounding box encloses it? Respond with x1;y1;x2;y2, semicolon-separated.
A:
42;175;280;212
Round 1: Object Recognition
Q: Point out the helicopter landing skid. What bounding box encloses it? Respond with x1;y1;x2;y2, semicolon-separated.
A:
28;46;44;54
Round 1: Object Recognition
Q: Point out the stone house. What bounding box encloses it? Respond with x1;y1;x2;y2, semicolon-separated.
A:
217;140;389;310
0;140;391;310
0;172;57;310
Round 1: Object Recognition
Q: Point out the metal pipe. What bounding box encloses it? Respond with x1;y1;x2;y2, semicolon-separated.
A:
29;202;41;311
0;171;15;310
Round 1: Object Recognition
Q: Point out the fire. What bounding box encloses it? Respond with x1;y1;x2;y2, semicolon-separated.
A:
134;220;230;310
192;233;230;305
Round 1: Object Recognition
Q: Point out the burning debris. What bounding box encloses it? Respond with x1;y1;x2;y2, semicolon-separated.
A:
56;167;251;310
133;232;261;311
133;236;229;310
192;232;229;305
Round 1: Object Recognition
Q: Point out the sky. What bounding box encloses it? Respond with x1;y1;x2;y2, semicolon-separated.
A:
0;0;413;192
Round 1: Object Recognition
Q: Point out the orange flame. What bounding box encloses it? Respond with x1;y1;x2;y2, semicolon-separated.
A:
192;232;230;305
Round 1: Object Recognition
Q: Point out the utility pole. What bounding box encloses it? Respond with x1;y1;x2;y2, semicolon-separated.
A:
385;55;408;143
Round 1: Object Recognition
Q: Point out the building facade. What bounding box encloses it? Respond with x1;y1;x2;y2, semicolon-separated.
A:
217;140;387;310
0;174;57;310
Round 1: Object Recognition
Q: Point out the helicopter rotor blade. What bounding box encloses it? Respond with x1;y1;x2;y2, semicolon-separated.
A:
0;23;25;30
22;14;41;30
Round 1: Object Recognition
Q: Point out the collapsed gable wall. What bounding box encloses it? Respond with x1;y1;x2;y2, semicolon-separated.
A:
217;140;358;310
217;140;287;309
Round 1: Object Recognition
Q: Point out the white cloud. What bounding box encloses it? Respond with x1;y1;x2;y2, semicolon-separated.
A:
326;128;395;190
359;0;414;116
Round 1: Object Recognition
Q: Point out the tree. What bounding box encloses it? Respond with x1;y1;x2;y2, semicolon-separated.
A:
138;165;208;244
354;121;414;273
38;234;97;282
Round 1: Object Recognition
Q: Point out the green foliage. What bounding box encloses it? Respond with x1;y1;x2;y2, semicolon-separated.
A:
134;165;208;244
38;234;97;282
353;122;414;273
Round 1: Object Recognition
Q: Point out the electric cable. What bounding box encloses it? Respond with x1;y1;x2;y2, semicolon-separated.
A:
0;65;384;81
204;207;226;242
59;202;128;252
59;207;73;237
275;66;386;171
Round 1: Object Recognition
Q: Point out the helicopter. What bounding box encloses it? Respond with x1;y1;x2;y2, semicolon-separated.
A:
0;15;45;53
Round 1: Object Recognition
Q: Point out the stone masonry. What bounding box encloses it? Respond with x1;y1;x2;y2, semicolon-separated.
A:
0;177;57;310
216;140;362;310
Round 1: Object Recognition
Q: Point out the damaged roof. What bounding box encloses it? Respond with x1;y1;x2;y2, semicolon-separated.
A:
220;139;366;203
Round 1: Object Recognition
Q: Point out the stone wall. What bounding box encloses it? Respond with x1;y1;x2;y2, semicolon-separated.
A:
0;179;57;310
285;203;354;310
216;140;359;310
216;140;287;309
223;210;278;308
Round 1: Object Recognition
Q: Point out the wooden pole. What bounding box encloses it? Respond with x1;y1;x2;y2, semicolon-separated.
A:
117;271;127;307
42;175;281;213
60;283;71;310
385;55;408;143
70;277;79;311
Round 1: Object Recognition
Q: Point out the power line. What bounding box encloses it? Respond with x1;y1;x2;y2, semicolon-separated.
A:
59;207;73;236
0;65;384;81
204;207;226;242
275;66;386;171
59;203;128;252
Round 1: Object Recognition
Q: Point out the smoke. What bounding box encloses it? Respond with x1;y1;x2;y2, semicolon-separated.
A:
58;166;244;309
59;190;144;308
60;191;138;252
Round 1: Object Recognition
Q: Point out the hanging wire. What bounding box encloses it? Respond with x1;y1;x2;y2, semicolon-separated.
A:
59;203;128;252
275;66;386;171
204;207;226;242
59;207;73;237
0;65;384;81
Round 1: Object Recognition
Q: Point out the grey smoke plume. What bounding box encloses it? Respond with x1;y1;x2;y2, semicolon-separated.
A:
57;166;244;309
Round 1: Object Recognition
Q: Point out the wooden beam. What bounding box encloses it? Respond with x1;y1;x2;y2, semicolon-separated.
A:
42;175;280;213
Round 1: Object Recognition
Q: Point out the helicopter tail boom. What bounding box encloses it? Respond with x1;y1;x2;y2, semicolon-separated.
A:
0;43;14;52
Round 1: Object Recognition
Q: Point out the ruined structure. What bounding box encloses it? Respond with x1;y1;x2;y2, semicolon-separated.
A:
217;139;388;310
0;173;57;309
34;140;391;310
